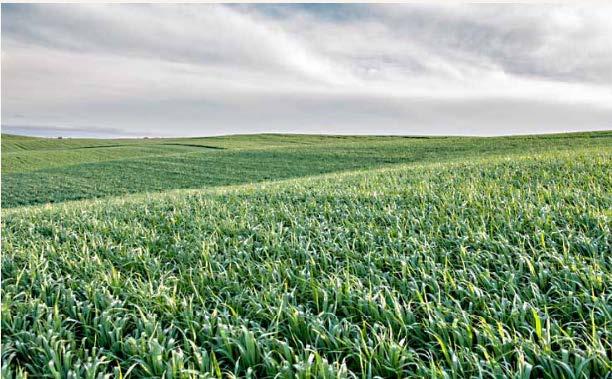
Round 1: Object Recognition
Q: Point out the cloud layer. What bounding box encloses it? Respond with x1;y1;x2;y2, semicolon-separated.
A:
2;4;612;137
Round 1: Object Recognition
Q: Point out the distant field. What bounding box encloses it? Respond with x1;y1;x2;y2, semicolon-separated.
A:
1;132;611;378
2;131;611;208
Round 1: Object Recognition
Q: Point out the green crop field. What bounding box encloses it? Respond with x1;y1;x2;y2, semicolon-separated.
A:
2;132;612;208
1;132;611;378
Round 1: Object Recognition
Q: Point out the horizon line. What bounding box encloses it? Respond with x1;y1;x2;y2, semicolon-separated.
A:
2;129;611;141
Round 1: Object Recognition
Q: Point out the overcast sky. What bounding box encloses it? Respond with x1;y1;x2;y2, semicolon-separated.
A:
2;3;612;137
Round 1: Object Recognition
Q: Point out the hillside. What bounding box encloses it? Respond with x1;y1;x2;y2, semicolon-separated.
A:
2;138;611;377
2;131;611;208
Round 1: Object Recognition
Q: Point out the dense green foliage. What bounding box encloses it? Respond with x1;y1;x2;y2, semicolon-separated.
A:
2;133;611;377
3;132;611;208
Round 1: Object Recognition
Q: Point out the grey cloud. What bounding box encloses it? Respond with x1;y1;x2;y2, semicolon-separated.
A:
371;4;612;84
1;4;350;85
248;4;612;84
2;4;611;137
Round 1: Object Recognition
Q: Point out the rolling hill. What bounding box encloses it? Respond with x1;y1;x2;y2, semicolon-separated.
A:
1;132;611;378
